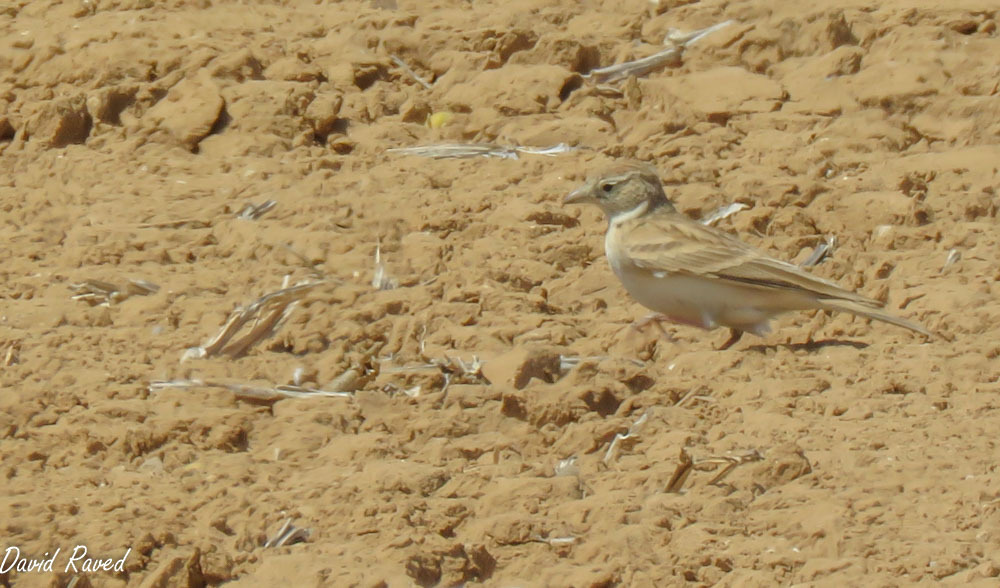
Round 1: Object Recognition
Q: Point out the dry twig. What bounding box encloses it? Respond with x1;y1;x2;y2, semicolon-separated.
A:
149;377;355;402
529;535;578;547
387;142;574;160
183;281;325;360
701;449;764;485
390;54;433;90
941;248;961;272
800;236;836;268
70;278;160;306
584;20;734;84
372;238;398;290
554;456;579;477
377;325;488;395
603;411;650;465
666;448;695;493
666;448;763;492
3;341;21;367
264;518;311;547
237;200;277;220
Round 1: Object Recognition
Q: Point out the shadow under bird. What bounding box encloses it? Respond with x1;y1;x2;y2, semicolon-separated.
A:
563;162;931;349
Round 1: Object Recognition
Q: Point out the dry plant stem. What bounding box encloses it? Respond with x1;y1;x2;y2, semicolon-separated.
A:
372;238;397;290
665;449;763;491
390;54;433;90
529;535;577;546
195;281;325;359
942;249;961;272
554;456;579;477
377;325;488;396
149;378;354;402
800;236;836;268
584;20;734;84
70;278;160;306
237;200;277;220
388;143;519;160
264;518;311;547
674;387;699;408
70;279;123;305
220;304;287;358
900;292;927;310
514;143;574;156
666;448;694;493
664;21;736;46
127;279;160;295
387;142;573;160
3;342;19;366
585;47;683;84
699;450;764;486
603;411;649;465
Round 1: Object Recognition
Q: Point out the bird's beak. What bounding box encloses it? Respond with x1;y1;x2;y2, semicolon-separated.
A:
563;184;591;205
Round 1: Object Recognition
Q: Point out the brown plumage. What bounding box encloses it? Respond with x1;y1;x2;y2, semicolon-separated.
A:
564;162;931;347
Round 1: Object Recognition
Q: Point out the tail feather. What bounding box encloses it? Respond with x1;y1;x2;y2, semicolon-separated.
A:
818;299;932;337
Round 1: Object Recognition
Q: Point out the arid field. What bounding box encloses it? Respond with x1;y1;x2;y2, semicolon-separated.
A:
2;0;999;585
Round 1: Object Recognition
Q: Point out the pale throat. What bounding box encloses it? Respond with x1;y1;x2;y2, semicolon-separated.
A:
607;200;649;227
604;200;649;275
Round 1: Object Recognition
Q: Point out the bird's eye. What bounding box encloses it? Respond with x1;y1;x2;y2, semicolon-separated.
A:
600;182;614;193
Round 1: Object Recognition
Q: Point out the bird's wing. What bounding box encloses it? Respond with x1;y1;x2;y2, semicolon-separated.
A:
618;213;883;307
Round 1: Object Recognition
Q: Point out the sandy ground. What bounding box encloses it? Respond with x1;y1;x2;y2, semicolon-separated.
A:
2;0;999;586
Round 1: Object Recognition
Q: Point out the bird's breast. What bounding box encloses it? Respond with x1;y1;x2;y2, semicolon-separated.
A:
604;220;634;280
603;205;649;279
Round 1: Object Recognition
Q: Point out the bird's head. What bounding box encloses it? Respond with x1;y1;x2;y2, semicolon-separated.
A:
563;162;674;219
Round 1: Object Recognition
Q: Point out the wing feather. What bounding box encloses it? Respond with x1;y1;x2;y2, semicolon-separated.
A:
619;213;882;307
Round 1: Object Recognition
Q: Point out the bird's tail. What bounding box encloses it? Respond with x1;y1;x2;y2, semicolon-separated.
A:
818;299;932;337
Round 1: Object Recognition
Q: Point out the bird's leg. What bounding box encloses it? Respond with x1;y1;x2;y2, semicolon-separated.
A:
630;313;675;340
718;328;744;350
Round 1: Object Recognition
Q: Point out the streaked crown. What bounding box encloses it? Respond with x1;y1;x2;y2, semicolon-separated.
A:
564;161;674;219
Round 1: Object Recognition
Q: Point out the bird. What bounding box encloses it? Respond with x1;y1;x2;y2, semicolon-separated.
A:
563;161;931;349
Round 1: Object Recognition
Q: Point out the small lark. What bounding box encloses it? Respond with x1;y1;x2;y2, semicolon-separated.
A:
564;162;931;349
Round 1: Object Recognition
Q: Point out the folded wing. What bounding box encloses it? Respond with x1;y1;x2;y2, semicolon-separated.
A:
620;214;883;308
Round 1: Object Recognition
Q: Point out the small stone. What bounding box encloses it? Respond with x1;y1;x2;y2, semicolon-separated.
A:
439;64;577;115
0;116;13;141
209;49;263;82
138;456;164;474
264;56;323;82
145;74;223;150
220;81;314;139
817;45;864;77
24;97;92;147
400;98;431;124
481;347;563;390
86;86;137;125
304;92;343;136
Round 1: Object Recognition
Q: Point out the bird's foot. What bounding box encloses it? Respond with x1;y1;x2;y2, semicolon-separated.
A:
718;328;744;350
630;313;676;340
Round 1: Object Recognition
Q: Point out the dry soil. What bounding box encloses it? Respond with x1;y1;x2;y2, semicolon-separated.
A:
2;0;1000;586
